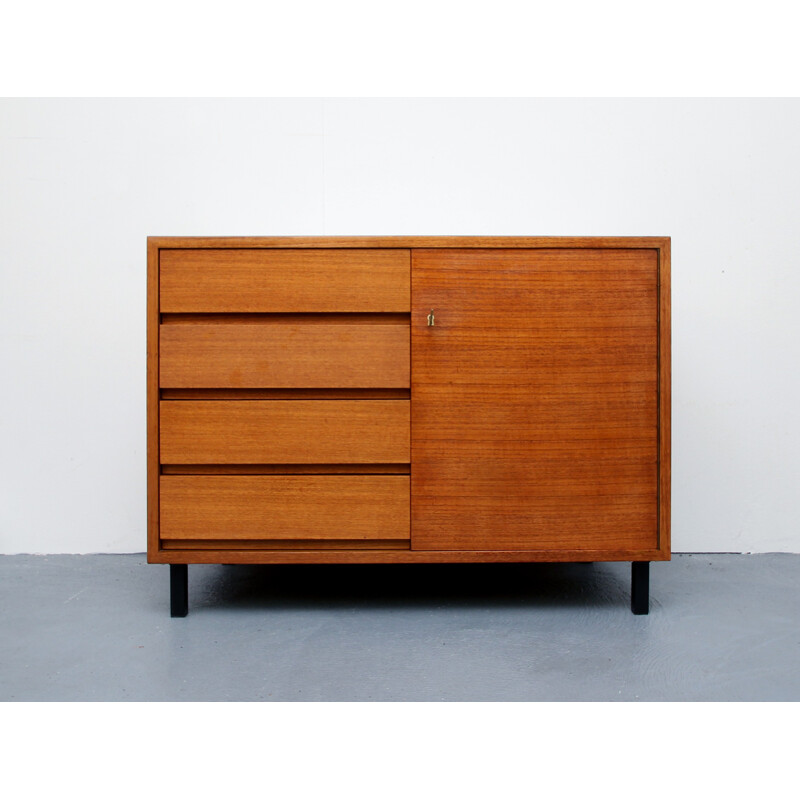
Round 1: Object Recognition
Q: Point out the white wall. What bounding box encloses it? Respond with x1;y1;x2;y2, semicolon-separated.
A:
1;98;798;554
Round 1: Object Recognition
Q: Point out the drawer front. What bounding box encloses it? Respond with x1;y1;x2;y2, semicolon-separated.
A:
160;249;410;312
160;400;410;464
159;323;410;388
160;475;410;540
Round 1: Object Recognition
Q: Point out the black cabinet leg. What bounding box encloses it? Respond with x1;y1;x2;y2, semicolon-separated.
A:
170;564;188;617
631;561;649;615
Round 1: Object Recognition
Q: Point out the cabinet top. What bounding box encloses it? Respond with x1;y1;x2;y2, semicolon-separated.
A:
148;236;669;250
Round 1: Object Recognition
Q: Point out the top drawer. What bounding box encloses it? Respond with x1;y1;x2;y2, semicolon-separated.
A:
160;249;410;313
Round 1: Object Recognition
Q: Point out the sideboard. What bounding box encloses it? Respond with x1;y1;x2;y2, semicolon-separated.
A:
147;237;670;616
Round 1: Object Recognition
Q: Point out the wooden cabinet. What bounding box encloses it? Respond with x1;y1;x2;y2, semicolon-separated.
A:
148;237;670;616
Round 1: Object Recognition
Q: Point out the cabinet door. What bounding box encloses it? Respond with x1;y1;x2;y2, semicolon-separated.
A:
411;248;659;552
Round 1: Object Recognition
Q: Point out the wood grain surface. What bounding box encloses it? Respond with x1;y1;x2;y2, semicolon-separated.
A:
148;237;670;564
160;313;410;326
150;236;669;251
159;400;409;464
658;239;671;553
160;249;410;312
150;546;669;565
161;464;410;475
412;248;659;552
159;476;410;541
160;388;410;400
161;539;409;550
147;239;159;558
159;323;410;388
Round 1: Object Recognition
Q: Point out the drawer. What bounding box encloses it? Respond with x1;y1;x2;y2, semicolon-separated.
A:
159;323;410;388
159;475;410;540
160;249;410;312
160;400;410;464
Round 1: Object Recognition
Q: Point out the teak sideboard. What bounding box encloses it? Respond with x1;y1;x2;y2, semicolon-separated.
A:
147;237;670;616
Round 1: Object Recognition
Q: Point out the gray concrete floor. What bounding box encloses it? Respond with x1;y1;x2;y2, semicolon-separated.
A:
1;553;798;701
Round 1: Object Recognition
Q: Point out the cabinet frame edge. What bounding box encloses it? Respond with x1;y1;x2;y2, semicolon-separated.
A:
657;238;672;558
147;239;161;561
147;235;671;250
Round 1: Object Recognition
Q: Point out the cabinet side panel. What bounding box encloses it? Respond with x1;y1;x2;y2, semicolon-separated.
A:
147;240;160;559
659;240;671;556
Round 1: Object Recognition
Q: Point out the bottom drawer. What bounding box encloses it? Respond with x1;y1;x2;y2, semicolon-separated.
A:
159;475;409;542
